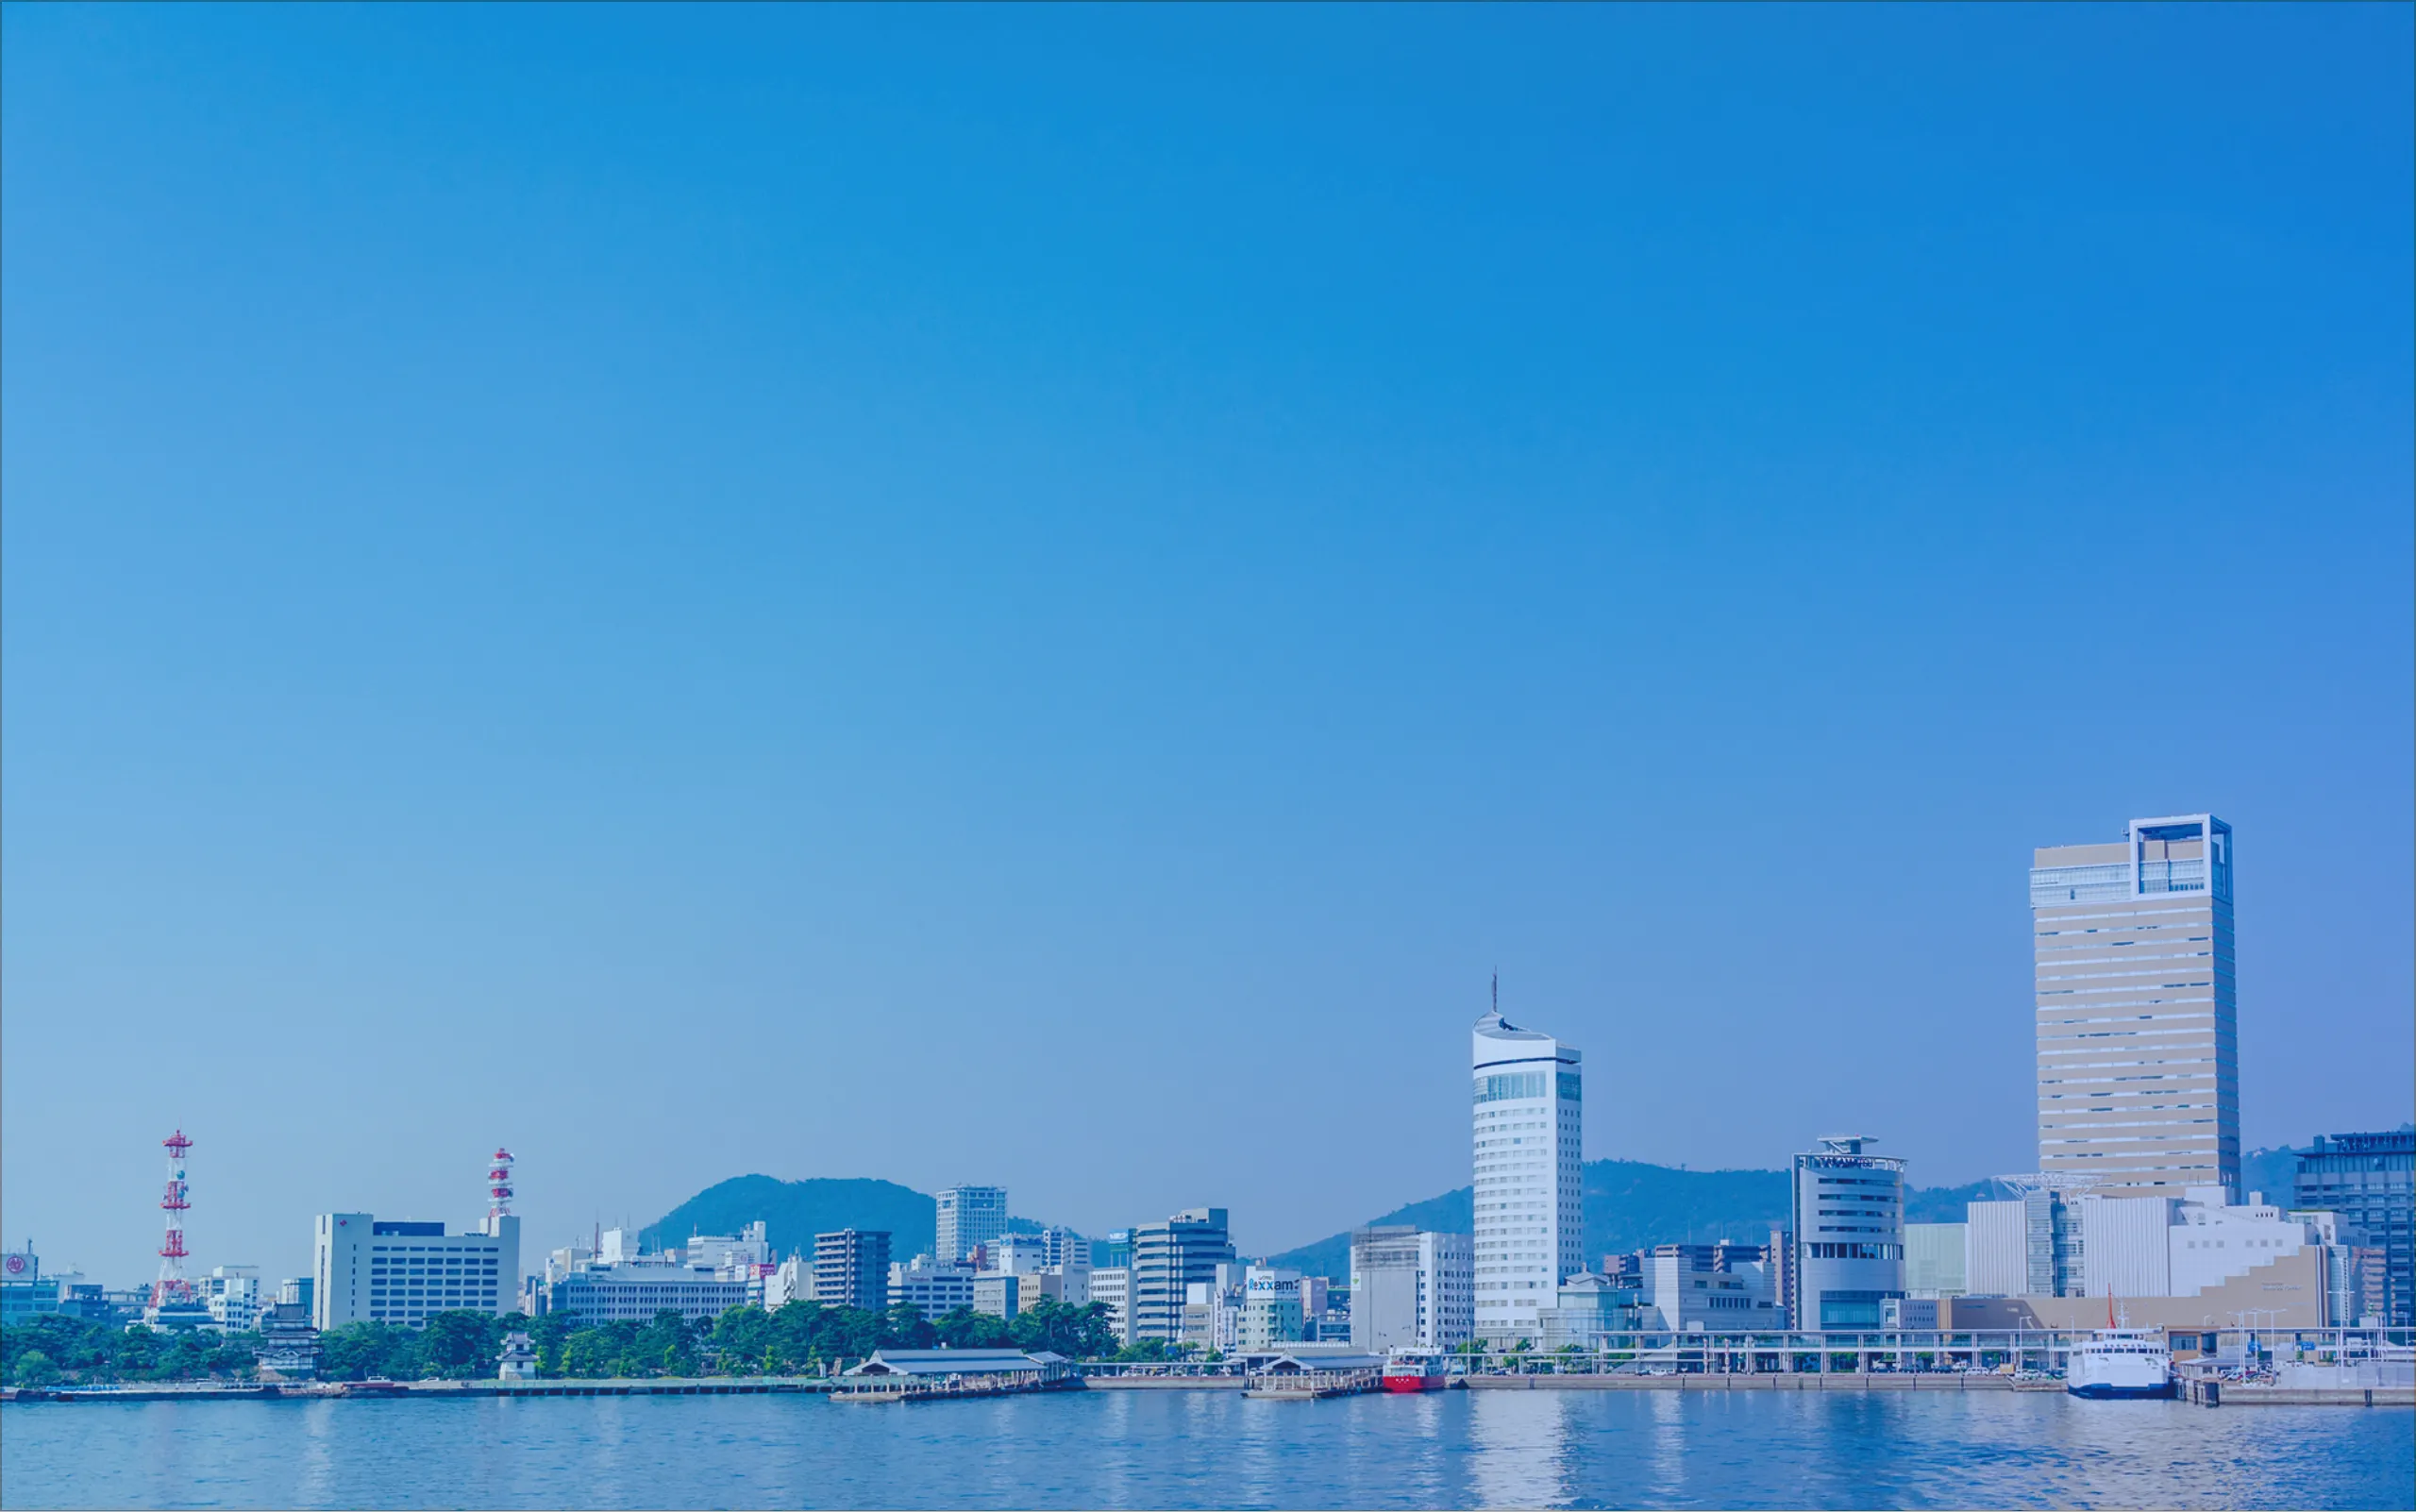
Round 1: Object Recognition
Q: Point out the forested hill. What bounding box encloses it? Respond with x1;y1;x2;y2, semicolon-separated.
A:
641;1141;2361;1282
1266;1161;2002;1281
641;1176;941;1262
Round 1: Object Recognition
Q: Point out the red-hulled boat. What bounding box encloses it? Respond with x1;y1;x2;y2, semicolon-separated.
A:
1383;1350;1449;1393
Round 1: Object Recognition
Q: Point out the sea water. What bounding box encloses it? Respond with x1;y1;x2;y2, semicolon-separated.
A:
3;1388;2409;1509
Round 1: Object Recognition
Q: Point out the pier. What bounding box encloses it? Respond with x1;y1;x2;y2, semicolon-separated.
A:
1242;1368;1383;1401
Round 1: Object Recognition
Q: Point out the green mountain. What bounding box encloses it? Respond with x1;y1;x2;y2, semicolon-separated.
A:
641;1130;2383;1282
1267;1161;2011;1279
640;1175;939;1262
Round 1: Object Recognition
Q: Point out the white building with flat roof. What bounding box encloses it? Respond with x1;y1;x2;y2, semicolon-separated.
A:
313;1213;522;1331
1472;1000;1583;1340
549;1262;747;1324
887;1255;975;1320
204;1266;262;1333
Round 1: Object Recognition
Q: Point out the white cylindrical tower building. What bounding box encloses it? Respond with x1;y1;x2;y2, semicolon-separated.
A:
1471;987;1583;1342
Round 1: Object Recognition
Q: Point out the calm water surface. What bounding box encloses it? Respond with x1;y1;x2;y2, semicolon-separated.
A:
2;1389;2409;1510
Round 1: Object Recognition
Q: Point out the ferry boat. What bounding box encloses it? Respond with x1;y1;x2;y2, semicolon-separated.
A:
2066;1305;2173;1400
1382;1350;1450;1393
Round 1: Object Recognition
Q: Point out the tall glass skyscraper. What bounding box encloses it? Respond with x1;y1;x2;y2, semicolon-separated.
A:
2029;814;2239;1197
1471;1002;1583;1340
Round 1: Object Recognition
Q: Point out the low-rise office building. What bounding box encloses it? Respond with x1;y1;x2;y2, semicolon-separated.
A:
1179;1276;1243;1353
681;1223;771;1272
971;1271;1024;1320
1242;1266;1304;1349
548;1262;748;1324
1644;1247;1782;1331
1;1248;59;1325
1535;1272;1653;1348
204;1266;262;1333
888;1255;975;1319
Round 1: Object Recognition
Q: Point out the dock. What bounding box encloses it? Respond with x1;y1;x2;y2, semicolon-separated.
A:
832;1376;1082;1404
1241;1368;1383;1401
2182;1377;2412;1408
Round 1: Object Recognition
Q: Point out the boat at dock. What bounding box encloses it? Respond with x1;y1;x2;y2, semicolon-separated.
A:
2066;1310;2173;1401
1383;1350;1451;1393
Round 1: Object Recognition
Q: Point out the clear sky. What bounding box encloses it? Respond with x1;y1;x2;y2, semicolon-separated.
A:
4;5;2410;1285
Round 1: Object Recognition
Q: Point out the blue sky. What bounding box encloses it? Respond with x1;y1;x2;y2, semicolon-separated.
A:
4;5;2409;1283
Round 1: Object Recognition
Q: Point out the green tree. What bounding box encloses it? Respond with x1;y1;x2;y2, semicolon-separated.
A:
880;1303;935;1351
709;1306;777;1374
14;1349;60;1386
931;1306;1014;1350
319;1321;417;1382
528;1313;579;1376
561;1320;640;1378
1007;1299;1117;1360
420;1312;503;1379
634;1311;698;1377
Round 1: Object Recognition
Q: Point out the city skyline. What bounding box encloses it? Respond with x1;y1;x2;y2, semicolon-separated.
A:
5;7;2410;1282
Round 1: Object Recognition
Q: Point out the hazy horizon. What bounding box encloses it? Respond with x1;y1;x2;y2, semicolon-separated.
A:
5;6;2410;1286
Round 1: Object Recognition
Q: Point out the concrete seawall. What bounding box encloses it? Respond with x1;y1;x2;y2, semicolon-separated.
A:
1466;1373;2019;1392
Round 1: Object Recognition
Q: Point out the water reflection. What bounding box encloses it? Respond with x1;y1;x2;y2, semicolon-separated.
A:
1468;1391;1572;1508
2;1389;2407;1510
296;1398;337;1506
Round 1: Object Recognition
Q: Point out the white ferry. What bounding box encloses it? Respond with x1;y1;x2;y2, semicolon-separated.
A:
2065;1315;2173;1401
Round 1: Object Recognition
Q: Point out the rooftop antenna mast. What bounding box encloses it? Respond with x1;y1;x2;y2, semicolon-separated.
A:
1492;971;1499;1014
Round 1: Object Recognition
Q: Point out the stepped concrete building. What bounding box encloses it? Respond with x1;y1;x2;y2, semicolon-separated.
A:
2030;815;2239;1197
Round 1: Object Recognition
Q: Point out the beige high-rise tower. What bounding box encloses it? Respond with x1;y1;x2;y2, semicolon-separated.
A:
2029;815;2239;1197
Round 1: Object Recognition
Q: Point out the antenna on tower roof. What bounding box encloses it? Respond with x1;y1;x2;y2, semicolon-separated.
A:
1491;971;1499;1014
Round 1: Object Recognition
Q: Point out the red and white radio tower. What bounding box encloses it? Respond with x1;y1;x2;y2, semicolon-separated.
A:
488;1148;515;1220
154;1129;194;1307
